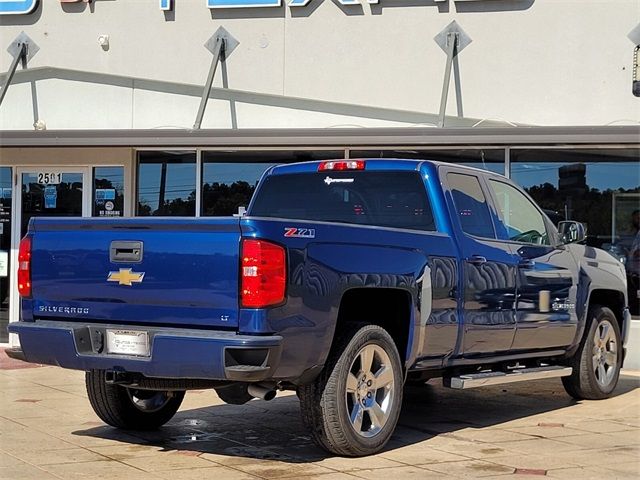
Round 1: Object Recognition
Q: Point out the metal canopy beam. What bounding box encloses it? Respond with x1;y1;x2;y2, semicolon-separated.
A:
193;27;239;130
0;126;637;148
434;21;472;128
0;32;39;108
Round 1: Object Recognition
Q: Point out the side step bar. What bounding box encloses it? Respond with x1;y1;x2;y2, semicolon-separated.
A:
444;366;572;389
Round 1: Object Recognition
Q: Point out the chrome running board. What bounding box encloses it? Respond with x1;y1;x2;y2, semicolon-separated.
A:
444;366;573;389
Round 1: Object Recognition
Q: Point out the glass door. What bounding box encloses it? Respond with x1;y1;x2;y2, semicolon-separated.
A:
8;168;90;345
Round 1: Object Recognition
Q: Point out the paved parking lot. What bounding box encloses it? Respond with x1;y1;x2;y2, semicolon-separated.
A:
1;353;638;480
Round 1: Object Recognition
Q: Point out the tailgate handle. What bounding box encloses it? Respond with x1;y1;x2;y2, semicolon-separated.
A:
110;241;143;263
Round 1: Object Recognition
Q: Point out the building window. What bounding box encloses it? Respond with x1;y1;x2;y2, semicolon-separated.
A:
137;151;196;216
201;151;344;216
510;148;640;249
93;166;124;217
0;167;11;343
348;149;506;175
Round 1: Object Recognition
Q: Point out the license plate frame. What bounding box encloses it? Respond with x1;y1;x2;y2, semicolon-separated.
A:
106;329;150;357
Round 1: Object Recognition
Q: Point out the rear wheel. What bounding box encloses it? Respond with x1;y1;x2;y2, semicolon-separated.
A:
298;324;403;457
86;370;185;430
562;306;622;400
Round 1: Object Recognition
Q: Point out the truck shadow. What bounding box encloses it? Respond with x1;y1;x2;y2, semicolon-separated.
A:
72;375;639;463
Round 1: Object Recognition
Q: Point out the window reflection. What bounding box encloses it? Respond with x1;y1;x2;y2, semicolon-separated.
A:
94;167;124;217
0;167;11;343
201;151;343;216
349;149;505;175
137;151;196;216
510;148;640;248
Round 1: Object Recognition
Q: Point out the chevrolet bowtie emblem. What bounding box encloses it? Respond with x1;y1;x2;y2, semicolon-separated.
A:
107;268;145;286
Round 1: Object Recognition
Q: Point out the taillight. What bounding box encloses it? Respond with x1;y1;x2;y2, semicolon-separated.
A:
18;236;32;297
241;239;286;308
318;160;365;172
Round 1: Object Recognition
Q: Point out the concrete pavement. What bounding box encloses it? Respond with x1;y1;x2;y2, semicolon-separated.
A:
0;355;638;479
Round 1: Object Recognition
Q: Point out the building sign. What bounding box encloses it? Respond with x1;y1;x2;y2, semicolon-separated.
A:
0;0;38;15
1;0;491;15
206;0;452;8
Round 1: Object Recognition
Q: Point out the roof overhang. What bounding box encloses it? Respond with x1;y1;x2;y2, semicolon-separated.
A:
1;126;639;148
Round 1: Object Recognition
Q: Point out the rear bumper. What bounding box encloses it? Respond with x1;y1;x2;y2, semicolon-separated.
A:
8;320;282;382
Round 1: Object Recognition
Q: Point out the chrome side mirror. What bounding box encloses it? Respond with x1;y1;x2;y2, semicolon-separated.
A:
558;220;586;244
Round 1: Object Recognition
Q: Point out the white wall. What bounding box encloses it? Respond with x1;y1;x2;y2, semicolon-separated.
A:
0;0;639;129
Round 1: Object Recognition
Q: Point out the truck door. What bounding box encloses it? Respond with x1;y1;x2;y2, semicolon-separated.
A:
485;179;578;350
443;170;518;356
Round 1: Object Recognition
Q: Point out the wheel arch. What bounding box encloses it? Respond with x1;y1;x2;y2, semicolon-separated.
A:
334;287;414;368
588;289;626;340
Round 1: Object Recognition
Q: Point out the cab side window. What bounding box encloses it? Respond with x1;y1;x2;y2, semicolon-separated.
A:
447;173;496;239
488;179;550;245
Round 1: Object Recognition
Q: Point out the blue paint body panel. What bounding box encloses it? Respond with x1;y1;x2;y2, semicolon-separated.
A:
10;159;630;382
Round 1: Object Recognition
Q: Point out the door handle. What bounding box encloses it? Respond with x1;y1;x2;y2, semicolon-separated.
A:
466;255;487;266
110;241;143;263
518;259;536;269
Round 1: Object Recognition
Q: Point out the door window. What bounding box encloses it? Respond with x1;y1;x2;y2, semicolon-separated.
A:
447;173;495;238
20;172;84;237
488;179;550;245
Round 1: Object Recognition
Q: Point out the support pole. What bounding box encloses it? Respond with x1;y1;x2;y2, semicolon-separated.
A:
434;21;471;128
0;43;26;108
438;33;457;128
193;37;225;130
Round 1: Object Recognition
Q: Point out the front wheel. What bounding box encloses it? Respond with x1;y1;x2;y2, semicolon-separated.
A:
86;370;185;430
298;324;403;457
562;305;622;400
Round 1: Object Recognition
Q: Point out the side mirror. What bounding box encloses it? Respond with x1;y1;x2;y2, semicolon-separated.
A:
558;221;586;244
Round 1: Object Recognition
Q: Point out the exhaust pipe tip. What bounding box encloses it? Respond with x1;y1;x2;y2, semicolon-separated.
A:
247;383;277;401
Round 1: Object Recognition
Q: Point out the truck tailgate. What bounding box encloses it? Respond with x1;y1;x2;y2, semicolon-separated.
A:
29;217;241;329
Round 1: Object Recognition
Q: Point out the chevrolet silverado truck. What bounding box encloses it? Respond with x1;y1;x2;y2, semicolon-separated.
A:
7;159;632;457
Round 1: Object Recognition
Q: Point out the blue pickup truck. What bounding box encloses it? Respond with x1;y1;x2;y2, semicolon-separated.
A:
8;159;631;456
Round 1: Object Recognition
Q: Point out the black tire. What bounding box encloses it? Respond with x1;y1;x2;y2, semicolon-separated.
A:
298;323;403;457
562;305;622;400
86;370;185;430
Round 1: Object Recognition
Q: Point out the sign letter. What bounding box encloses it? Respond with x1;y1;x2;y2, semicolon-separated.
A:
207;0;281;8
0;0;38;15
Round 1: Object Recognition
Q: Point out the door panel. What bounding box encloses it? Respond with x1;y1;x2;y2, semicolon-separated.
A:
461;240;518;354
486;178;579;350
444;170;517;356
513;245;578;350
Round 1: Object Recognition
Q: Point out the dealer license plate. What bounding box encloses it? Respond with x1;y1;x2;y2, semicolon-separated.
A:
106;329;150;357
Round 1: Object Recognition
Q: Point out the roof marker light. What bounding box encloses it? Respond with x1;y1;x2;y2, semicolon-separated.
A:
318;160;366;172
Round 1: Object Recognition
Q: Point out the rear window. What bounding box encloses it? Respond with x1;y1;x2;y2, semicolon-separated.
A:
250;171;436;231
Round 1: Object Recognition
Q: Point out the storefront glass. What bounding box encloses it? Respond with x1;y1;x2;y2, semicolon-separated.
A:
93;167;125;217
0;167;11;343
348;149;506;175
137;151;196;216
510;148;640;249
20;172;84;237
201;151;344;216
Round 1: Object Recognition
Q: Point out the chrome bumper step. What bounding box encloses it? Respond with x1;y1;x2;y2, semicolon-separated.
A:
444;366;573;389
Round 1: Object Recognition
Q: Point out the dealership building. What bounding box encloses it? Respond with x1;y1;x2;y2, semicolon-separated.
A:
0;0;639;350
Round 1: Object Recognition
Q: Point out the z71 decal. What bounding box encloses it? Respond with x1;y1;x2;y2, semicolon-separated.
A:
284;227;316;238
